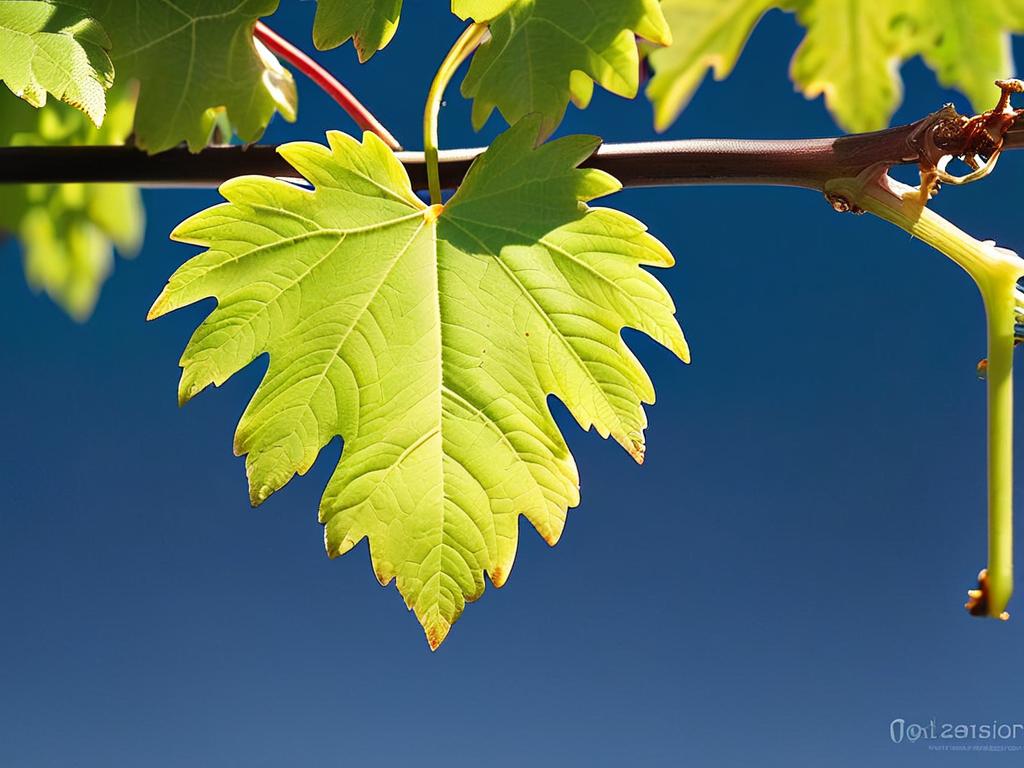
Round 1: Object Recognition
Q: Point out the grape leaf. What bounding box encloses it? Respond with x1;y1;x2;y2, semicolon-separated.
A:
647;0;776;132
312;0;402;59
311;1;520;59
787;0;913;134
80;0;296;153
0;85;143;319
451;0;516;20
149;116;688;648
0;0;113;125
308;1;530;60
648;0;1024;134
460;0;672;136
911;0;1024;114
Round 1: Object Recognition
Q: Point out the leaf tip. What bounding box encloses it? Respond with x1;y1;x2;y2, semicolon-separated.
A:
490;565;507;588
247;483;272;507
146;292;169;321
424;617;452;651
177;378;201;407
676;337;692;365
628;440;646;465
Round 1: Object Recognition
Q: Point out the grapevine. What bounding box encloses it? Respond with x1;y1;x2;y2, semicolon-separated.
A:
3;1;1024;648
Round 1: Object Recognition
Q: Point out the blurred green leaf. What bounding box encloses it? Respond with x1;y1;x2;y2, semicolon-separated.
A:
910;0;1024;113
786;0;911;133
0;86;143;320
647;0;775;132
649;0;1024;134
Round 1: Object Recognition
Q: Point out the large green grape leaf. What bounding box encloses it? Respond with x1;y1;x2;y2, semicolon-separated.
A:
0;85;143;320
0;0;113;125
148;116;688;648
80;0;296;153
312;0;401;59
647;0;776;132
460;0;672;136
649;0;1024;134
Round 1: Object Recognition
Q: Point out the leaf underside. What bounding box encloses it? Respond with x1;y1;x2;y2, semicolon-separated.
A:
0;0;113;125
649;0;1024;134
150;116;688;648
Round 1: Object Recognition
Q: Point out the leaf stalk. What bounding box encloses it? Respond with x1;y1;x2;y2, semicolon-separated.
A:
253;21;402;150
423;22;489;204
827;172;1024;619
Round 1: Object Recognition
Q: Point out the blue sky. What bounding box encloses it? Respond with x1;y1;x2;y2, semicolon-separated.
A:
2;4;1024;766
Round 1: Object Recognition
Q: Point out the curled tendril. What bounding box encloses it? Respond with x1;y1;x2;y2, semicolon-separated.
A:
908;79;1024;203
825;82;1024;621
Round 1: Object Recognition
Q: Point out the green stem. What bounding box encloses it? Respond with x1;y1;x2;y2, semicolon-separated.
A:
424;22;488;205
827;172;1024;618
985;284;1017;614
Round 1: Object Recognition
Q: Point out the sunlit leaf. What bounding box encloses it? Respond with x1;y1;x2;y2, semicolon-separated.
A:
910;0;1024;114
787;0;912;133
451;0;516;20
649;0;1024;133
0;0;113;125
647;0;776;132
149;116;687;648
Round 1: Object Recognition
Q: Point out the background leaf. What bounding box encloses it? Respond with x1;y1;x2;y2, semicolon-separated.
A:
649;0;1024;133
149;118;687;648
461;0;672;136
81;0;296;153
0;0;113;125
647;0;776;132
312;0;402;59
787;0;911;134
911;0;1024;113
0;84;143;320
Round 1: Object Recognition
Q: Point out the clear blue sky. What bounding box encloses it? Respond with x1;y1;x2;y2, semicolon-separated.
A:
2;5;1024;766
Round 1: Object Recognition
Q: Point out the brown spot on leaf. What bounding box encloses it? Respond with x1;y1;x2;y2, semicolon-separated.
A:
490;565;506;588
629;440;646;465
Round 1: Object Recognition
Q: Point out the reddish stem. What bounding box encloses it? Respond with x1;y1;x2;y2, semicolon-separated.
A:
253;21;402;151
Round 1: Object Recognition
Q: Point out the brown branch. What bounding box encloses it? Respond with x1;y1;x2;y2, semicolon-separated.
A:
1;109;1021;193
0;125;924;190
